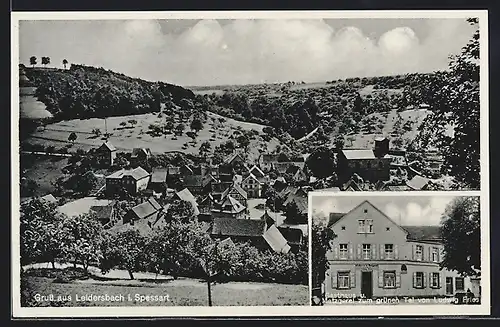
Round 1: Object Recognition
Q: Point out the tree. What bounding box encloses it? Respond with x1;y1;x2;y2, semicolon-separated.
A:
100;229;149;280
128;119;137;128
41;56;50;67
190;117;203;134
175;123;185;136
306;146;336;179
68;132;77;143
62;59;68;69
148;220;209;280
20;199;68;267
413;18;480;189
199;141;211;160
75;171;98;195
91;128;101;137
29;56;37;68
62;213;103;272
440;196;480;277
20;178;39;197
284;201;307;224
311;217;336;305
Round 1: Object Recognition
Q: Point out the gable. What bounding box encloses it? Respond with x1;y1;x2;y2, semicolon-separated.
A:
330;200;408;241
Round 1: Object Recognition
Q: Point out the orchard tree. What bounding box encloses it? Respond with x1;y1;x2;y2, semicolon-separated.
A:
100;229;149;280
199;141;212;160
20;199;68;267
68;132;77;143
190;117;204;134
62;213;104;272
175;123;186;136
62;59;68;69
440;196;480;277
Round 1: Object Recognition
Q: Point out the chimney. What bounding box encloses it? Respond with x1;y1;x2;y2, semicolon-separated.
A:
373;137;389;157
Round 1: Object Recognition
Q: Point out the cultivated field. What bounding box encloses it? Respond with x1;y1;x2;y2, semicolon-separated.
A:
24;111;280;162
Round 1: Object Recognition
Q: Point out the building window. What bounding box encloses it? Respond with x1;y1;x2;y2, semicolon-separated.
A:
414;272;424;289
339;244;348;259
431;272;440;288
337;272;350;289
358;219;374;233
455;277;465;291
341;226;346;230
416;245;423;261
432;247;440;262
386;227;390;231
358;220;365;233
362;244;371;260
383;271;396;288
385;244;394;259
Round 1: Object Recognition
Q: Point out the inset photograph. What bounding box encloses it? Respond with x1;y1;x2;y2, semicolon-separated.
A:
311;193;482;306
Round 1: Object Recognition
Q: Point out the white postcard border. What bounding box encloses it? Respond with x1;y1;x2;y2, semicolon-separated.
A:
11;9;490;318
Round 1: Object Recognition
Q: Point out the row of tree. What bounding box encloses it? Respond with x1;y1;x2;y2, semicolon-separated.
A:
20;198;308;285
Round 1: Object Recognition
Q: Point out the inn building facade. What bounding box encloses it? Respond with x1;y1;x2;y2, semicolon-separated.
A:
322;200;480;301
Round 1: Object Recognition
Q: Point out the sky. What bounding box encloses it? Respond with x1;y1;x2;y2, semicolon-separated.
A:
18;18;476;87
310;195;475;226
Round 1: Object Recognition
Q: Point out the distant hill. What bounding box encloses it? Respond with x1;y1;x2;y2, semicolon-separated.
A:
23;64;196;121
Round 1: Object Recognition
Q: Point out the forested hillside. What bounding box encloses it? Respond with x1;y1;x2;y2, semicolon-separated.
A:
22;64;197;121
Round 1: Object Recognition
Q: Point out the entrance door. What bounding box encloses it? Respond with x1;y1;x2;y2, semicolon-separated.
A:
446;277;454;295
361;271;373;299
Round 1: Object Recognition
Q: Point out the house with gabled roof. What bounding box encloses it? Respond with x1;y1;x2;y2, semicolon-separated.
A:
123;197;162;224
95;141;117;167
90;203;115;226
241;173;264;198
148;170;167;193
406;175;431;191
221;182;248;209
131;148;151;165
211;195;246;219
209;217;290;254
183;175;205;195
321;200;480;302
249;165;266;180
105;166;151;197
172;188;200;216
337;138;392;183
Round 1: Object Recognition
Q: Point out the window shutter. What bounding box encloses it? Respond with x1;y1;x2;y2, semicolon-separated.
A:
334;245;339;260
331;273;337;289
429;272;433;288
428;246;432;262
412;244;415;260
394;245;399;260
378;268;384;288
438;273;441;288
423;272;427;288
413;272;417;288
349;244;353;260
350;270;356;288
380;244;385;259
396;271;401;288
357;244;362;259
371;245;377;260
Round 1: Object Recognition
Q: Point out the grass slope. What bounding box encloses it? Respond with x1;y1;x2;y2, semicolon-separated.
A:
24;111;280;162
23;275;308;307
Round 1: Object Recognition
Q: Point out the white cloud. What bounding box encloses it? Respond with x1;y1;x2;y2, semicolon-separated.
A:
19;18;475;86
